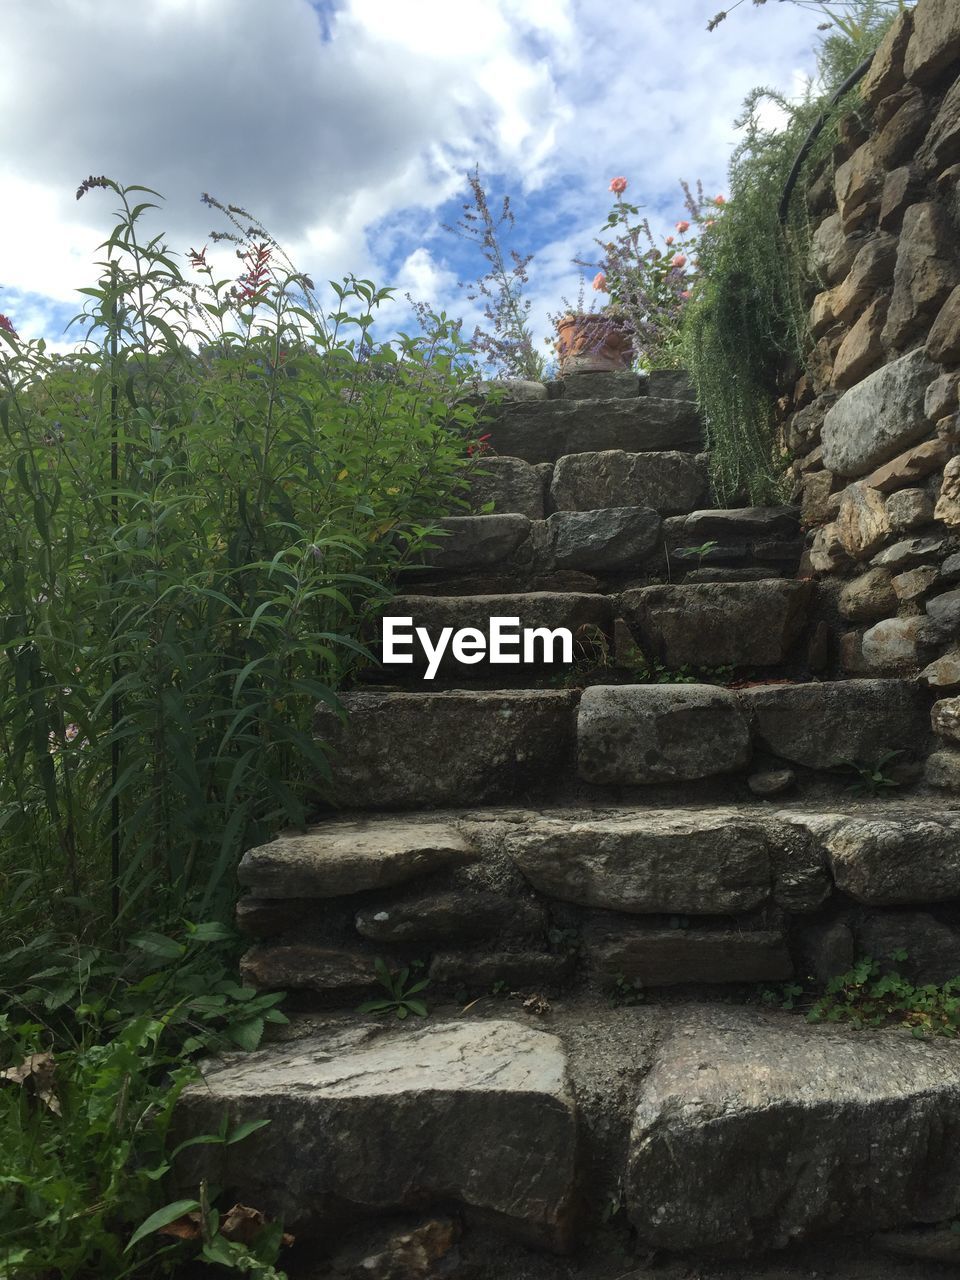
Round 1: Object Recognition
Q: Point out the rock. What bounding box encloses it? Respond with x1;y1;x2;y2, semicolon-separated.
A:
871;87;932;168
808;211;857;285
550;449;707;516
831;295;888;389
863;438;954;492
872;534;950;570
904;0;960;85
876;1226;960;1264
238;817;476;898
839;629;869;674
861;616;936;673
416;515;531;571
240;944;379;995
428;950;572;990
646;369;696;400
860;8;913;104
838;567;897;622
921;76;960;171
588;925;792;986
619;580;810;668
483;397;702;464
798;919;855;983
561;370;640;399
937;456;960;526
926;371;960;421
809;521;852;572
892;564;939;600
857;910;960;986
747;769;795;798
834;142;883;232
821;349;937;477
825;814;960;904
878;163;926;232
355;890;544;945
466;456;546;520
504;809;772;915
784;398;834;454
836;484;890;558
921;648;960;689
627;1007;960;1255
175;1019;578;1249
671;506;800;540
801;470;837;525
808;290;835;338
576;684;751;785
926;747;960;790
886;486;934;530
933;695;960;742
547;507;660;571
737;679;927;769
940;412;960;443
830;234;897;324
928;284;960;364
927;585;960;635
313;690;578;809
883;204;960;350
479;379;546;402
327;1216;461;1280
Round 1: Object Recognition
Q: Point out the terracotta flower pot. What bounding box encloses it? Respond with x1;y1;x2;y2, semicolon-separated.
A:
555;313;633;374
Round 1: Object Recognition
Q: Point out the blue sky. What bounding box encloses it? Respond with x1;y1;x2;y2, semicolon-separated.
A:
0;0;825;358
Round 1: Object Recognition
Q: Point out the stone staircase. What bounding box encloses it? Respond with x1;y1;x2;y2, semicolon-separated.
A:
177;372;960;1276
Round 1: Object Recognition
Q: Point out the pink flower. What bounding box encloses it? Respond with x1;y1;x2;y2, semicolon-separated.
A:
665;235;675;246
0;314;16;337
714;194;726;205
676;220;690;233
672;254;687;269
680;290;692;301
609;176;628;194
592;271;608;292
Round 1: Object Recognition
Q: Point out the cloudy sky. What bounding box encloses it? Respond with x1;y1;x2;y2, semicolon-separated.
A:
0;0;825;359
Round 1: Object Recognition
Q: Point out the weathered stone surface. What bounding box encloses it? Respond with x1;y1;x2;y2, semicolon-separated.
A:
861;8;913;104
561;370;640;400
479;379;546;402
809;521;852;572
240;944;379;995
314;690;578;809
577;684;751;785
926;747;960;790
926;371;960;421
921;648;960;688
878;164;926;232
927;284;960;364
876;1226;960;1264
927;585;960;635
801;469;837;525
884;204;960;350
176;1019;578;1248
645;369;696;400
832;296;889;390
738;679;927;769
872;87;933;169
936;455;960;526
872;533;951;569
808;211;857;286
857;910;960;986
588;926;792;986
892;564;939;600
483;398;702;464
835;142;883;232
825;814;960;904
620;580;810;668
627;1007;960;1256
836;484;891;558
784;398;834;454
550;449;707;515
921;76;960;171
355;890;544;944
747;769;795;798
239;817;475;898
798;919;855;983
808;290;836;338
904;0;960;85
821;350;937;477
863;437;954;492
886;486;934;531
428;950;572;989
547;507;660;571
861;616;936;672
831;234;897;324
838;567;897;622
670;506;800;541
932;695;960;742
416;515;531;571
504;809;771;915
466;456;546;520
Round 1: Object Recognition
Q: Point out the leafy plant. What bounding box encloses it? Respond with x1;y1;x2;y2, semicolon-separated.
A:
607;973;645;1008
358;957;430;1020
674;539;720;569
807;955;960;1038
840;749;904;794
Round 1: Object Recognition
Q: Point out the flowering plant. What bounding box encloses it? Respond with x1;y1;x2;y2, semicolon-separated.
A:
578;177;727;370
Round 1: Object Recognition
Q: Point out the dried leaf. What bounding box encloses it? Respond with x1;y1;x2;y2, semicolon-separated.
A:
1;1052;61;1114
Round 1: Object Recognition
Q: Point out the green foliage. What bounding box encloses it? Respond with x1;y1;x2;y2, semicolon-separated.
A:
0;925;290;1277
840;749;904;794
606;973;645;1007
807;954;960;1038
683;4;898;504
0;179;481;937
357;957;430;1020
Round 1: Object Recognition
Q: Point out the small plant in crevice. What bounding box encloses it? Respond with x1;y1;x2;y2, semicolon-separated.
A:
358;957;430;1020
808;954;960;1038
673;538;720;570
607;973;645;1008
839;749;905;795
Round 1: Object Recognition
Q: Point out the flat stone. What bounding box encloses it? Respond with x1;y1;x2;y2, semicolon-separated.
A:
836;483;890;559
835;141;883;232
821;350;937;477
784;398;833;454
892;564;939;600
861;8;913;104
921;648;960;689
747;768;796;798
550;449;707;515
933;695;960;743
926;371;960;421
921;76;960;171
670;506;800;540
926;747;960;790
863;438;954;492
238;817;475;898
878;163;926;232
619;580;810;668
830;234;897;324
801;470;837;525
428;950;572;990
809;522;852;572
838;567;897;622
355;890;544;944
936;455;960;526
738;679;927;769
886;487;934;531
466;456;546;520
588;925;792;986
884;204;960;349
927;585;960;635
627;1007;960;1256
808;211;858;285
825;814;960;904
832;295;888;389
504;809;771;915
416;515;531;571
928;284;960;364
313;690;578;809
861;615;936;673
904;0;960;85
547;507;660;571
577;684;751;785
645;369;696;400
483;398;702;464
240;944;379;995
175;1019;577;1248
872;87;933;169
872;534;950;570
561;370;640;399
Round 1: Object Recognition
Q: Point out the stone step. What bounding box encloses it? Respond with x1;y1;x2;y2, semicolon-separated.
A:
550;449;707;515
174;1004;960;1262
481;397;702;463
